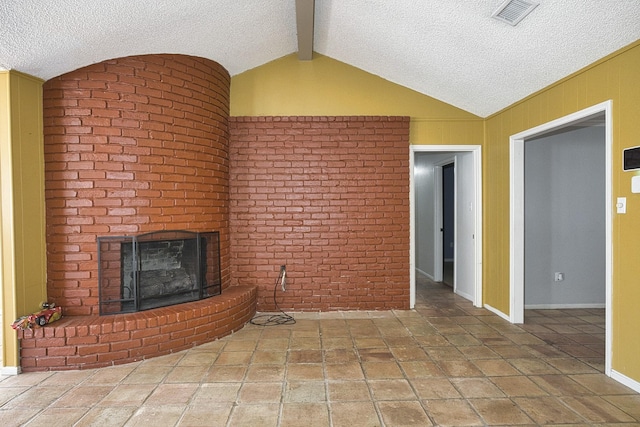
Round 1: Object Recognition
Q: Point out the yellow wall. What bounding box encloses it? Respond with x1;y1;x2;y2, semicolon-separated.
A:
0;71;47;370
484;41;640;380
230;53;484;146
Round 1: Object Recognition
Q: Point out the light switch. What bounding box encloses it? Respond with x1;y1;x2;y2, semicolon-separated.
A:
632;176;640;193
616;197;626;214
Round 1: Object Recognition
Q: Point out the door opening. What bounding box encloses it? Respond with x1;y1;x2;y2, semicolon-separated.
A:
510;101;612;376
442;163;455;287
409;145;482;309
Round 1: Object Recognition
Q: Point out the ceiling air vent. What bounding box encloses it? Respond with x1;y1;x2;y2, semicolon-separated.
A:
491;0;539;26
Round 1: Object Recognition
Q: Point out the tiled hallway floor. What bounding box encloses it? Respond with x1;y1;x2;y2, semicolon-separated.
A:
1;278;639;426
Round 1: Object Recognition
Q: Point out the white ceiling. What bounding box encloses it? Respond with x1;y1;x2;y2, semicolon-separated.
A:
1;0;639;117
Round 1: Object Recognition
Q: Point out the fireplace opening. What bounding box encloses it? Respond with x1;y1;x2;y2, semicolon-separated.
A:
98;230;221;315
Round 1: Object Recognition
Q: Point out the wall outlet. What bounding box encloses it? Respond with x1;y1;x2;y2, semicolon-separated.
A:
554;272;564;282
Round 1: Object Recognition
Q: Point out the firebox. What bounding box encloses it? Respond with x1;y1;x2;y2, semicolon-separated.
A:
97;230;221;315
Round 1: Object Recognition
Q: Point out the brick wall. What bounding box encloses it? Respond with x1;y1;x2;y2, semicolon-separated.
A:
43;54;231;315
229;116;411;311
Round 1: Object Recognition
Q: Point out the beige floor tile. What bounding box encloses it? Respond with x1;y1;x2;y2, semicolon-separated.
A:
389;346;429;361
378;400;433;426
245;364;286;382
437;360;484;377
385;336;419;347
602;394;640;419
544;357;600;374
399;360;444;378
281;403;330;427
39;370;94;386
358;348;395;362
0;407;42;426
176;351;218;367
121;365;172;384
509;358;561;375
125;405;185;427
560;395;636;423
286;363;324;380
227;403;280;426
362;361;404;379
51;385;113;408
411;378;461;399
514;396;586;424
191;382;241;404
86;364;139;385
328;380;371;401
571;373;638;395
426;346;466;360
330;401;381;427
325;362;365;380
75;407;137;427
445;333;483;346
213;350;253;365
368;379;416;401
321;336;353;350
2;385;74;409
98;384;156;407
490;376;549;397
288;349;323;364
423;399;484;426
473;358;520;376
414;333;449;346
457;345;500;359
256;337;290;351
450;377;505;398
202;365;247;382
164;365;208;383
469;398;534;425
530;374;593;396
238;381;283;403
353;337;387;348
177;404;233;427
23;407;89;427
143;383;198;406
0;386;29;406
251;350;287;365
285;381;326;403
223;339;257;352
324;348;359;364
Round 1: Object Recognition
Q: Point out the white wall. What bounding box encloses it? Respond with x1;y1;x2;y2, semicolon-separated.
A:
524;125;605;307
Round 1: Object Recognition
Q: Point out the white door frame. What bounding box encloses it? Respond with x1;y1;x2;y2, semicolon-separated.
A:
410;145;483;309
509;100;612;376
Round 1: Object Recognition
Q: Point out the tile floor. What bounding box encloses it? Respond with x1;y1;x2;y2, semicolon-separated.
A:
0;277;639;426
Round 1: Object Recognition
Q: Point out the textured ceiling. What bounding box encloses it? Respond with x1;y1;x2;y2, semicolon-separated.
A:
1;0;639;117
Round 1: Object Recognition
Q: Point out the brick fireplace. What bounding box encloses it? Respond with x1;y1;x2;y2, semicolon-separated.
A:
16;54;256;372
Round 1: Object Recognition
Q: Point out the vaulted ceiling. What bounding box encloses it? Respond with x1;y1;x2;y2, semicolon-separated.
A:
1;0;639;117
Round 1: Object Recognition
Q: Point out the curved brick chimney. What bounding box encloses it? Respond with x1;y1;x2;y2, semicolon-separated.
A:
43;54;231;316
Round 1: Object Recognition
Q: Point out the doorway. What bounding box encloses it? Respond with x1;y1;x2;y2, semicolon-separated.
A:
442;162;455;287
410;145;482;309
509;101;612;376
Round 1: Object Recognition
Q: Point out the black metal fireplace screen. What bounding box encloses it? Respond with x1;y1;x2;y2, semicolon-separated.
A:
97;230;221;315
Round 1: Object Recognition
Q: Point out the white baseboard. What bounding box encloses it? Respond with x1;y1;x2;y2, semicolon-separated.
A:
455;289;473;303
483;304;510;322
611;369;640;394
1;366;21;376
524;303;606;310
416;268;433;281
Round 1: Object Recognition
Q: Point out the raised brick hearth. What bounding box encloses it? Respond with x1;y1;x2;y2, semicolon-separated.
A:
27;54;253;372
17;286;255;371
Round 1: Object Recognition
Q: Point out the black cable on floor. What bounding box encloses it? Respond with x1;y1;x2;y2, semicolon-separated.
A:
250;268;296;326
